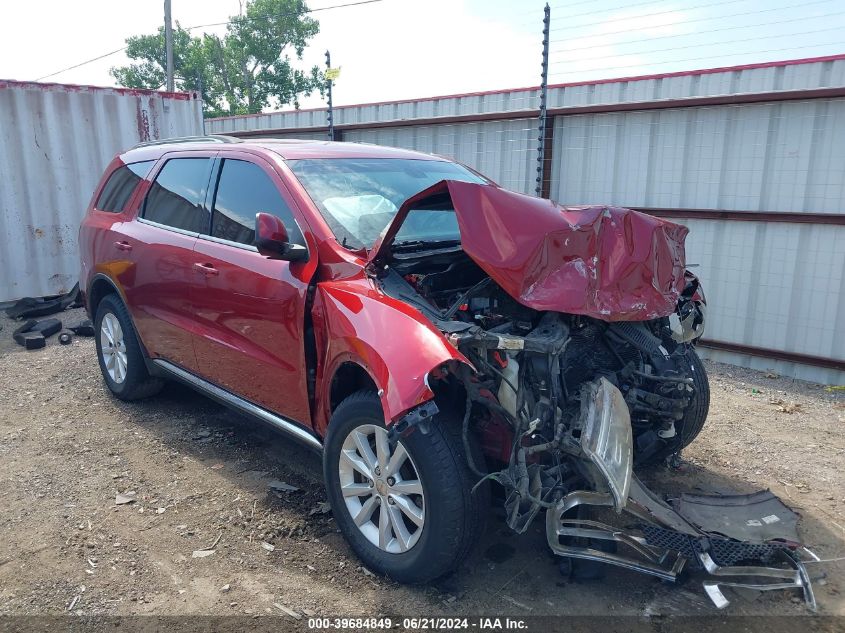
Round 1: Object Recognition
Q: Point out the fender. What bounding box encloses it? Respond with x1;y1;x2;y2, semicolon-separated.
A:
311;275;470;435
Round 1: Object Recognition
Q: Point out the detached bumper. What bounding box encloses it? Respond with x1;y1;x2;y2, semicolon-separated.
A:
546;476;818;610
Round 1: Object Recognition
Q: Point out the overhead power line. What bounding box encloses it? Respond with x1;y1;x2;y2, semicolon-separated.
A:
548;9;845;56
35;46;131;82
186;0;384;30
549;0;837;42
549;25;842;66
550;0;774;33
549;0;715;23
547;41;842;78
34;0;386;82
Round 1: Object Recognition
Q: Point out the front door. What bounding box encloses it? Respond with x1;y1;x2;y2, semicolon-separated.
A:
190;153;315;424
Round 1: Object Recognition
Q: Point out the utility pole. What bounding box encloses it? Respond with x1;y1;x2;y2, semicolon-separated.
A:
535;3;550;197
325;50;335;141
197;74;205;134
164;0;175;92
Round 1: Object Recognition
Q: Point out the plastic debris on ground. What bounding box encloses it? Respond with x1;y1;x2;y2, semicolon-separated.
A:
5;284;82;320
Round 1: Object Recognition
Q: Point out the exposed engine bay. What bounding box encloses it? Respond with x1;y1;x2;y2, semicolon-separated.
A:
377;244;817;610
382;246;707;467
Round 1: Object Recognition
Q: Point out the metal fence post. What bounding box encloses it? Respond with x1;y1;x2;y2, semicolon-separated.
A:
535;4;551;197
325;50;335;141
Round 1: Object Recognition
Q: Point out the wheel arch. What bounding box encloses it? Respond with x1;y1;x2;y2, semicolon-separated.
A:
87;273;155;366
329;360;379;414
87;273;124;317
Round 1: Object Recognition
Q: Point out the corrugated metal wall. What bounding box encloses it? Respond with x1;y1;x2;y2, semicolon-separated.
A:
549;99;845;213
252;129;329;141
680;218;845;384
206;56;845;384
206;56;845;133
0;80;203;302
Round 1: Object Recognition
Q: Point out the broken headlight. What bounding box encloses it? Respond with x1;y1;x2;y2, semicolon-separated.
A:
581;378;633;509
671;272;706;343
669;301;706;343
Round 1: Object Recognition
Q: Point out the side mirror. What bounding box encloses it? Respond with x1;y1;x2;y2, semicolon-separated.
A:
255;212;308;261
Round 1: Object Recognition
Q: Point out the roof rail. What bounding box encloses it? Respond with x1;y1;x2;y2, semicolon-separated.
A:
132;134;242;149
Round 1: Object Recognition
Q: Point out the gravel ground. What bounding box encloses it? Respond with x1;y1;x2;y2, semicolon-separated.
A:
0;307;843;629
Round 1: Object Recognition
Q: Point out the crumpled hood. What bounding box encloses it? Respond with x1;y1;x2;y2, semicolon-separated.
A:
369;180;689;321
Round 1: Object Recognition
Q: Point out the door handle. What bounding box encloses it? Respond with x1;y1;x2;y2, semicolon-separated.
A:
193;262;219;276
114;240;133;252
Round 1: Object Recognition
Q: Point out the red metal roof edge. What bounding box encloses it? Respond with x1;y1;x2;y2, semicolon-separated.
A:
207;53;845;122
0;78;199;101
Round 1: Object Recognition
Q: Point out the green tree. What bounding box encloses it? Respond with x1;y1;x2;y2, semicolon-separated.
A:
110;0;323;117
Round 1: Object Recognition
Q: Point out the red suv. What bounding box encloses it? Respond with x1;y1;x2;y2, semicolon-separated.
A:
81;136;788;596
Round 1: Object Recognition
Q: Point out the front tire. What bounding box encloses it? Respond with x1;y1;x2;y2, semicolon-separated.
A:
94;294;163;401
323;391;487;583
644;347;710;464
674;347;710;451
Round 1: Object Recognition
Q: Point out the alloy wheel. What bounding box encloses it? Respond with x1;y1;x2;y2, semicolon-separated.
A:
100;312;128;384
338;424;425;553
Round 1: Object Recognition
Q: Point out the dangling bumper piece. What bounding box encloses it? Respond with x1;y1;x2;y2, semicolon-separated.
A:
546;478;817;609
548;378;819;609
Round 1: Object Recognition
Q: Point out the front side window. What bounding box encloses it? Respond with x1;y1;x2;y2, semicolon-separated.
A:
95;160;154;212
287;158;486;249
210;159;303;246
143;158;210;233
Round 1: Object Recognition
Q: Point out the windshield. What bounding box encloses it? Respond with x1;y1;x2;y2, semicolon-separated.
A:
287;158;486;249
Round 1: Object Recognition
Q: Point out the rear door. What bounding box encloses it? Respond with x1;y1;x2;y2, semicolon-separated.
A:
119;151;216;372
190;152;315;424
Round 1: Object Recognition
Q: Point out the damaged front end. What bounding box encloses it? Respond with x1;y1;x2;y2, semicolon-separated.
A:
546;379;817;610
371;179;815;609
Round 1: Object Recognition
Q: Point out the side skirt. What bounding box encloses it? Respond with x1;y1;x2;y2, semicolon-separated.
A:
151;359;323;452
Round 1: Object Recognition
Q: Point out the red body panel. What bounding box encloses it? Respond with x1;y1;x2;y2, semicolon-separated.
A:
190;239;314;422
78;156;136;306
371;180;689;321
310;274;470;435
118;220;200;370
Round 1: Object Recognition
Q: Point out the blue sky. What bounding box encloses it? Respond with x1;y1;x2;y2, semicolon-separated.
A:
1;0;842;111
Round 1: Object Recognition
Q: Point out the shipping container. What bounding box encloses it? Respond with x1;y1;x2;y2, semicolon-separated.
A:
0;80;203;302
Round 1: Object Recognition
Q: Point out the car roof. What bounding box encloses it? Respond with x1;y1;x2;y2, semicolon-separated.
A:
119;135;449;163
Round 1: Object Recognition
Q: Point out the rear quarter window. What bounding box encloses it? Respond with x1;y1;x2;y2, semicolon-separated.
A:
95;161;154;213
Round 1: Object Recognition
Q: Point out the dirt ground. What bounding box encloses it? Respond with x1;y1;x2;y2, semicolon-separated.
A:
0;307;844;629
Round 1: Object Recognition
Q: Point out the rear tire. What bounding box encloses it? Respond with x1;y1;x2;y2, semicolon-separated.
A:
94;294;163;401
323;391;487;583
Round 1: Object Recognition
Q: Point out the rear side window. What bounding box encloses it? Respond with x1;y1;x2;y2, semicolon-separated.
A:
95;161;154;212
210;159;304;246
143;158;210;233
